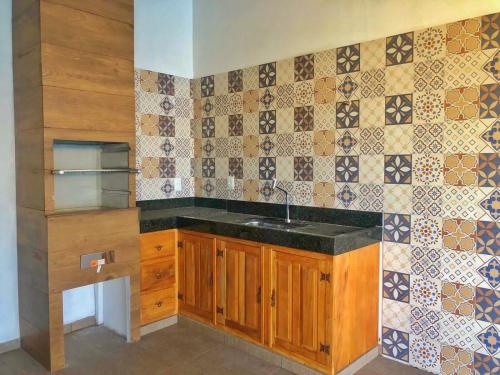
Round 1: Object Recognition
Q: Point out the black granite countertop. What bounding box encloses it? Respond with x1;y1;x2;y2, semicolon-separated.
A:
140;202;382;256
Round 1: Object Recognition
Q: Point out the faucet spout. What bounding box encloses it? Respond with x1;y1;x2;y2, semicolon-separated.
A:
271;179;291;223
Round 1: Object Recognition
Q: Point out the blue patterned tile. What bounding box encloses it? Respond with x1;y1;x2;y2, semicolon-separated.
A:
480;189;500;221
384;213;411;244
382;327;409;362
478;257;500;289
477;325;500;356
474;352;500;374
477;221;500;256
476;287;500;324
383;270;410;302
336;184;357;208
335;156;359;182
384;155;412;184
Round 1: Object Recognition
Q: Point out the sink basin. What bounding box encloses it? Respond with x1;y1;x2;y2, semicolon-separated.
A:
241;217;309;230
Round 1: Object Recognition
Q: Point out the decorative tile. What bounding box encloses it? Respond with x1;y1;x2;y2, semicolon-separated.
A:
444;51;489;89
443;186;483;221
243;90;259;113
475;287;500;324
313;156;335;181
446;18;481;54
294;81;315;106
259;62;276;88
314;49;336;78
474;352;500;375
228;69;243;93
382;327;409;362
443;119;488;153
414;59;445;92
293;181;313;206
411;185;443;217
384;155;412;184
293;131;313;156
294;54;314;81
415;26;446;61
384;124;413;154
242;179;259;201
443;154;477;186
442;218;476;252
411;216;442;248
384;242;411;273
411;276;441;310
335;183;358;209
481;119;500;151
411;246;441;279
276;133;294;157
336;129;358;154
337;44;360;74
360;68;385;98
202;158;215;178
414;90;444;123
384;213;411;244
409;336;440;373
158;157;176;178
441;282;475;317
361;38;385;70
482;49;500;81
335;156;359;183
385;64;414;95
360;125;384;155
141;157;159;178
479;189;500;221
440;311;482;352
336;100;359;129
259;134;275;157
359;155;384;184
276;84;294;108
445;87;479;121
383;270;410;302
276;58;294;85
386;32;414;66
336;73;360;101
481;13;500;50
294;106;314;131
314;77;336;104
478;153;499;188
441;248;482;285
294;156;313;181
259;110;276;134
201;75;215;97
228;157;243;179
476;221;500;256
312;182;335;208
228;114;243;137
312;130;335;156
413;154;443;185
479;83;500;119
383;299;411;332
440;345;474;375
410;306;441;340
258;157;276;180
385;94;413;125
158;73;175;96
476;325;499;356
477;257;500;289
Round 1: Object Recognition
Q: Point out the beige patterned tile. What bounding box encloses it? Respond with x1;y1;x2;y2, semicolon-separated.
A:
443;119;489;153
360;38;386;70
384;124;413;154
276;108;294;133
414;25;447;62
359;97;385;127
314;103;336;130
312;182;335;208
314;156;335;181
275;156;293;181
214;73;228;96
359;155;384;184
443;50;489;89
383;298;411;332
383;242;411;273
276;58;294;85
442;186;484;220
314;48;336;78
385;64;415;95
384;185;413;214
243;65;259;90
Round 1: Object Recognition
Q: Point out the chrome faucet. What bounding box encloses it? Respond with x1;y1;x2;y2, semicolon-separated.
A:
271;179;291;223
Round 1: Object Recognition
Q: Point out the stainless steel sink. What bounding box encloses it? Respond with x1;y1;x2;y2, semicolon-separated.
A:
241;217;309;230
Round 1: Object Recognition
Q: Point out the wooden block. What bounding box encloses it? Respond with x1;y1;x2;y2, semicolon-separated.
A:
141;287;176;325
140;230;176;262
43;86;135;133
41;0;133;61
140;257;176;293
43;0;133;24
41;43;134;97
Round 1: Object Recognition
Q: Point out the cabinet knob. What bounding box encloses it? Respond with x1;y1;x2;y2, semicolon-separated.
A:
155;245;163;251
155;272;163;279
155;301;163;308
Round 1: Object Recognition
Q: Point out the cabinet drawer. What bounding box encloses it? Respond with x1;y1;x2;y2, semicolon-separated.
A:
140;257;175;292
140;230;176;261
141;287;176;325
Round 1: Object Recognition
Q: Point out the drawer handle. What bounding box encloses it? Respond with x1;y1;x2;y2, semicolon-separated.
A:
155;301;163;308
155;245;163;252
155;272;163;279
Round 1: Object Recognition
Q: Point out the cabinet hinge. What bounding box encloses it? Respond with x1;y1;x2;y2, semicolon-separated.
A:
216;249;224;257
217;306;224;314
257;286;262;304
177;241;183;248
177;293;183;300
320;343;330;354
320;272;331;282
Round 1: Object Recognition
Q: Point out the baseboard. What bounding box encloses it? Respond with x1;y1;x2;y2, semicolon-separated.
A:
63;316;97;334
140;315;178;336
0;338;20;354
337;346;379;375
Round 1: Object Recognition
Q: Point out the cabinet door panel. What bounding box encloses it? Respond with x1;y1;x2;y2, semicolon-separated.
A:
271;250;330;366
218;240;262;342
178;232;214;323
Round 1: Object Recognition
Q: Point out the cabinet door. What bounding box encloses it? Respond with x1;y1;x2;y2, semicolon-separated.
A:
216;239;262;342
178;232;215;323
270;250;331;366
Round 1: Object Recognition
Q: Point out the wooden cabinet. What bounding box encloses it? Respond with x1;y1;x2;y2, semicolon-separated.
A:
270;249;331;367
177;231;215;323
140;230;177;325
216;238;263;342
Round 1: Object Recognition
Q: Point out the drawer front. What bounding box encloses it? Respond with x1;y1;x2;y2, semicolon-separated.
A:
141;257;175;292
140;230;176;261
141;287;176;325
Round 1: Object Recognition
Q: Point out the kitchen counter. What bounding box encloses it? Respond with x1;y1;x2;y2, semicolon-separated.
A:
140;205;382;256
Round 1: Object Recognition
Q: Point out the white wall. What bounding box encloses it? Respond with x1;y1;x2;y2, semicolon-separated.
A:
193;0;500;77
0;0;19;345
135;0;193;77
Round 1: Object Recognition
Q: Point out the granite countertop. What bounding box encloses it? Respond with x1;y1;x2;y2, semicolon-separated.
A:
140;206;382;256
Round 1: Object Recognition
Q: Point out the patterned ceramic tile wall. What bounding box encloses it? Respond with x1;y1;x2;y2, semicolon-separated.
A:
135;69;195;200
189;13;500;374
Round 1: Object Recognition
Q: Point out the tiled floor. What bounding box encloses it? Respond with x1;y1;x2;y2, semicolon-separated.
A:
0;323;428;375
